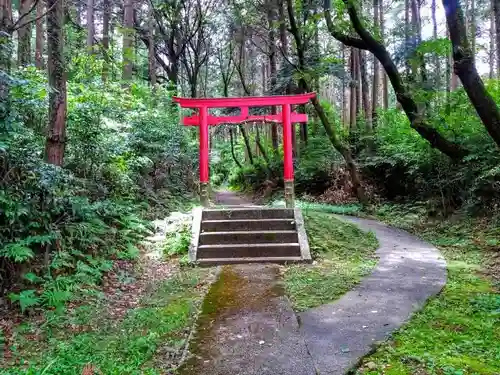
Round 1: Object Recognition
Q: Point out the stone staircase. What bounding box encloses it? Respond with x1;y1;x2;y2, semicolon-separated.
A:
190;207;311;265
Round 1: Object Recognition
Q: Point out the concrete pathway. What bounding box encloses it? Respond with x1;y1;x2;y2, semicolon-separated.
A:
179;190;447;374
177;264;317;375
214;190;254;207
299;216;447;374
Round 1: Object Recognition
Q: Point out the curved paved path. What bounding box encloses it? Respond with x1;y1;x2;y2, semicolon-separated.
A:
299;216;447;374
180;192;447;375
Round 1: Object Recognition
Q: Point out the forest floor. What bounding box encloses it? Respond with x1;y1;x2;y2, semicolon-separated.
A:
0;214;217;374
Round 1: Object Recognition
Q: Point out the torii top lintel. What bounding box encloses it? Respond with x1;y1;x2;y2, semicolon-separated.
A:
173;93;316;126
173;92;315;109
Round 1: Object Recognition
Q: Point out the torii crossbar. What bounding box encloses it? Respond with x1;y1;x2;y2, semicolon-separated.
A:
173;93;316;207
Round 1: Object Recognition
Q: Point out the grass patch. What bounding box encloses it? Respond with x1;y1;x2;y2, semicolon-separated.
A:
284;210;378;311
271;199;362;215
356;204;500;375
2;268;210;375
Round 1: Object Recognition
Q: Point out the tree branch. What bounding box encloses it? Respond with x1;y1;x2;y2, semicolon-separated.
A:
323;0;367;50
12;0;57;32
335;0;468;159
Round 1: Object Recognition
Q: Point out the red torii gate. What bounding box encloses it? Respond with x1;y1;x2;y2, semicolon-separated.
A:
173;93;316;207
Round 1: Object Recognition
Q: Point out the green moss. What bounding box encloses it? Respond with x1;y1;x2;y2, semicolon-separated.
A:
356;205;500;375
284;211;378;312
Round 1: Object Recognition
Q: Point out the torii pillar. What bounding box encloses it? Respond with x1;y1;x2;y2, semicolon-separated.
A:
173;93;316;208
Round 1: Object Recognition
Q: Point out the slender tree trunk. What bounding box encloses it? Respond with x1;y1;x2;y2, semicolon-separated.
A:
380;0;388;109
102;0;110;81
432;0;440;88
17;0;33;66
148;5;156;88
450;36;459;90
239;124;254;165
229;128;242;169
372;0;379;126
342;43;347;127
470;0;475;64
360;50;372;132
35;0;44;69
349;50;357;130
0;0;13;124
45;0;67;166
404;0;411;75
490;0;495;79
443;0;500;148
356;50;362;116
268;0;279;151
494;0;500;77
446;40;452;113
122;0;134;81
256;126;271;166
86;0;95;51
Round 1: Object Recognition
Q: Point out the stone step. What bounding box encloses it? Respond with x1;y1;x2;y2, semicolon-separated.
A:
196;256;305;266
201;219;296;232
197;243;301;258
199;230;298;245
202;208;294;221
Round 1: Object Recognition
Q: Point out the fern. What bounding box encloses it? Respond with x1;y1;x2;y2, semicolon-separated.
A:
9;290;41;313
1;243;35;262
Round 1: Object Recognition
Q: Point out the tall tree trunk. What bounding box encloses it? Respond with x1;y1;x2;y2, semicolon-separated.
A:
239;124;254;165
450;29;459;90
404;0;411;75
229;128;242;169
490;0;495;79
371;0;379;126
148;5;156;88
35;0;44;69
360;50;372;132
470;0;475;64
279;0;288;58
102;0;110;81
45;0;67;166
349;50;357;130
122;0;134;81
342;43;347;127
268;0;278;151
446;39;452;114
380;0;388;109
432;0;440;88
443;0;500;148
86;0;95;51
356;49;361;116
17;0;33;66
0;0;13;124
494;0;500;77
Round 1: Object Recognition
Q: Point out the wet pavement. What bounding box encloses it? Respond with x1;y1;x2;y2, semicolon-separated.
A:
177;264;317;375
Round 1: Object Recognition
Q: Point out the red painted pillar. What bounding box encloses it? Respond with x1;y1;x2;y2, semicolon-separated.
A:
282;103;295;207
199;106;210;206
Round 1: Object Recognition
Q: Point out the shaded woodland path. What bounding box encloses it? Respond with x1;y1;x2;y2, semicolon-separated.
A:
178;191;447;375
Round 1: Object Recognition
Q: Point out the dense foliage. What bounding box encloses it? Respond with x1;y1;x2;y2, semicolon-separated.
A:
1;56;196;311
217;83;500;214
